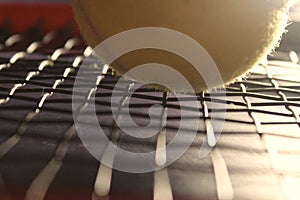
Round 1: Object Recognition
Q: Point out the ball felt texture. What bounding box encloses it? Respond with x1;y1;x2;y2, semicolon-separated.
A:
72;0;294;92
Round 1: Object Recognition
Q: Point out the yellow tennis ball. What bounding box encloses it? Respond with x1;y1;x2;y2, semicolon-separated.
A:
72;0;294;92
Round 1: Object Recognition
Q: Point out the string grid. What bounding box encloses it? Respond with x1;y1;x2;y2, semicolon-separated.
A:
0;25;299;200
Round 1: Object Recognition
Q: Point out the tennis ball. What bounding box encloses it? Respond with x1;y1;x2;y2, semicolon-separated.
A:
72;0;294;92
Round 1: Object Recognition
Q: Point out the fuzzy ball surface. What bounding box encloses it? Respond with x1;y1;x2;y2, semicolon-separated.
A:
72;0;294;92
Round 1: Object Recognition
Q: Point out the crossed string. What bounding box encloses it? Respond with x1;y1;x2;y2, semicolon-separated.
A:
0;26;300;200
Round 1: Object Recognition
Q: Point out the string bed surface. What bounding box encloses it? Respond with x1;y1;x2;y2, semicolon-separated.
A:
0;25;300;200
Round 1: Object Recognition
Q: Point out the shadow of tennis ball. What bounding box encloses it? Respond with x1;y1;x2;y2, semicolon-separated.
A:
72;0;294;92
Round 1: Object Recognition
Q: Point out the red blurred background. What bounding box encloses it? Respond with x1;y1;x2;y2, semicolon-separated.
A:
0;1;77;33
